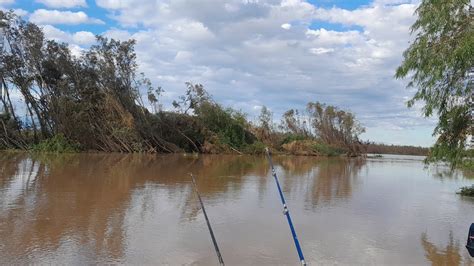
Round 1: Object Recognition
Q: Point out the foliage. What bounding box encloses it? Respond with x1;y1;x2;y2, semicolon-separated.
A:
459;158;474;171
395;0;474;167
369;154;383;158
281;140;318;156
147;85;164;114
306;102;365;151
258;106;273;133
152;111;205;153
243;141;267;154
172;82;210;114
280;140;345;156
168;82;255;151
195;101;254;149
252;106;275;145
0;11;166;152
457;185;474;197
312;143;346;157
31;135;78;153
364;142;429;156
280;134;308;145
280;109;309;136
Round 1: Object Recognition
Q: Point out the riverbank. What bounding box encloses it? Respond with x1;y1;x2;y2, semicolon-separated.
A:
4;128;431;158
2;139;358;157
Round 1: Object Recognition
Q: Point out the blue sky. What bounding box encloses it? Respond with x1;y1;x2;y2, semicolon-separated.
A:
308;0;372;9
0;0;435;147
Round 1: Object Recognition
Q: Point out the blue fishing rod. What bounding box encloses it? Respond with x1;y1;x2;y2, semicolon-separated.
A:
190;173;225;265
265;148;306;265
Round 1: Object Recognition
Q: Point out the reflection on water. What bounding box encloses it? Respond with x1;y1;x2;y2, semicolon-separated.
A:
306;158;365;208
421;232;464;266
0;152;473;264
431;165;474;181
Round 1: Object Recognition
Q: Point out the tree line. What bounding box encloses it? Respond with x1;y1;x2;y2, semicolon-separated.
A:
363;142;429;156
0;11;371;155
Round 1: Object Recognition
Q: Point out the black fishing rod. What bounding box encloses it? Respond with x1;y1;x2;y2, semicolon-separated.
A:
265;148;306;265
190;173;225;265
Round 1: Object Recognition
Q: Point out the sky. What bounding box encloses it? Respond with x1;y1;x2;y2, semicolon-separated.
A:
0;0;437;147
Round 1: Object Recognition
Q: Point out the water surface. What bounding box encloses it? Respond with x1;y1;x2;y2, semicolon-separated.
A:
0;152;473;265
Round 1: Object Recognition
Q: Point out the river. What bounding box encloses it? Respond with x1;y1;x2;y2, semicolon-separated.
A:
0;152;473;265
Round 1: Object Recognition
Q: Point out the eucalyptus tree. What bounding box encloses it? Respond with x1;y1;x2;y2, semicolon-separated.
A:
0;11;170;152
0;11;26;149
1;11;49;140
172;82;210;114
281;109;309;136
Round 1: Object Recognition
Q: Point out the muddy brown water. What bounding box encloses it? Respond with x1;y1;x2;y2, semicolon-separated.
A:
0;152;473;265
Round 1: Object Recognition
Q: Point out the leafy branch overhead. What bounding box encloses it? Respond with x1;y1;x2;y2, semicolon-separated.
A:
396;0;473;167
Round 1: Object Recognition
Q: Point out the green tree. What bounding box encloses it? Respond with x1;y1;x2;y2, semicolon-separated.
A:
396;1;473;167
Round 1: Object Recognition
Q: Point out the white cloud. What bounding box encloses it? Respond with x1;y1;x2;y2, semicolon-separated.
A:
163;19;215;43
72;31;96;45
174;50;193;62
374;0;414;5
313;3;417;41
0;0;14;5
96;0;130;9
306;28;364;45
93;0;432;146
309;47;334;55
35;0;87;8
29;9;104;25
103;28;131;40
41;24;70;41
281;23;291;30
42;25;96;46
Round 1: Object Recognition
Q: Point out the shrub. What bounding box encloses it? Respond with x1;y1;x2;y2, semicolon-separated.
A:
280;134;307;145
196;102;255;149
32;134;78;153
281;140;318;156
243;141;267;154
312;143;346;156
